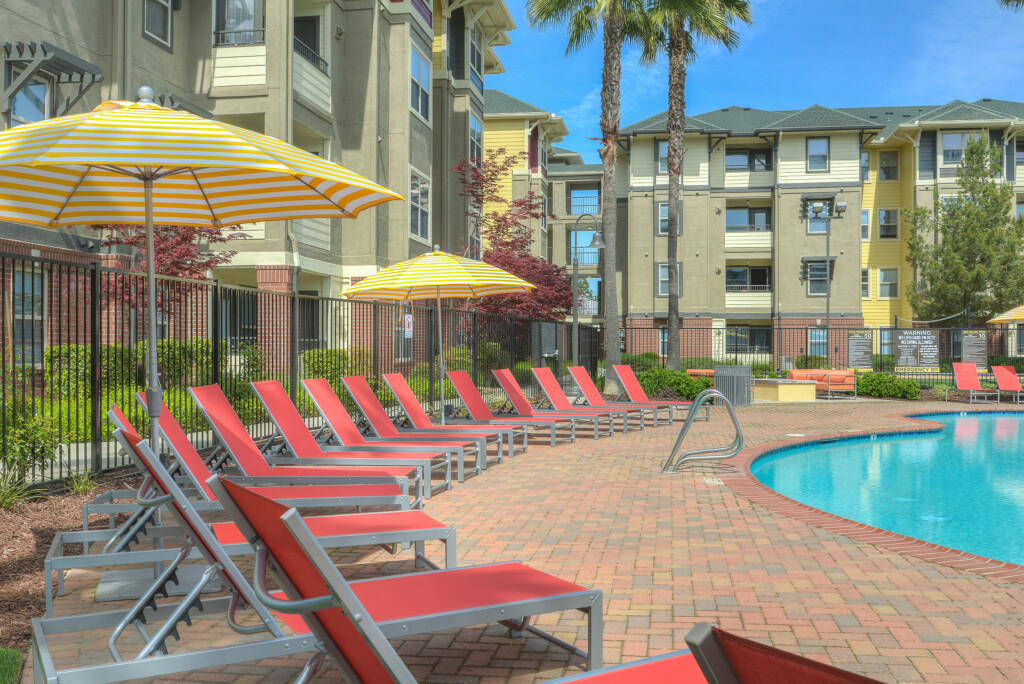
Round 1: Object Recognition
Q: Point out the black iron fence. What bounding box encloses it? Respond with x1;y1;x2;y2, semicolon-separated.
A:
1;253;599;484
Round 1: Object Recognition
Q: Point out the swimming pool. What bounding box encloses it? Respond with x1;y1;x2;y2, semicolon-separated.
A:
751;413;1024;565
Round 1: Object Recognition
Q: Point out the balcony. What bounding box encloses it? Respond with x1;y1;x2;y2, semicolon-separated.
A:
214;29;266;46
578;297;601;315
566;246;602;267
293;38;330;111
567;195;601;216
725;286;772;309
212;39;267;89
294;37;328;73
725;225;772;250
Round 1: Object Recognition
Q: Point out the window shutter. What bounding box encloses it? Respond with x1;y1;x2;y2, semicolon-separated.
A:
918;131;936;180
528;128;539;171
1008;138;1017;182
448;10;465;79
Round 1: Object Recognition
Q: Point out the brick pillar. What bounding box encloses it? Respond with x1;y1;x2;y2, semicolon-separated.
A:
256;265;296;374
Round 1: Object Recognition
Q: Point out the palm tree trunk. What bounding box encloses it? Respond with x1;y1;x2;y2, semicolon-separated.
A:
665;23;686;371
601;11;624;394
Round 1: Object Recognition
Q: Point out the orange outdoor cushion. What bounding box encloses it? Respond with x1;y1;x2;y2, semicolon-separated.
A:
686;369;714;377
787;369;855;390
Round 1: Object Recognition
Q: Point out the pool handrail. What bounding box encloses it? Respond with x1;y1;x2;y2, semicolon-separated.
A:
661;390;743;473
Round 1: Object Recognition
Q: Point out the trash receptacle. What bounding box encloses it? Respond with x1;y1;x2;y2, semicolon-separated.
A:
713;365;752;406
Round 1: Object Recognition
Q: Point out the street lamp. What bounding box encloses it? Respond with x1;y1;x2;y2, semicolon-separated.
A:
571;213;604;368
810;200;847;362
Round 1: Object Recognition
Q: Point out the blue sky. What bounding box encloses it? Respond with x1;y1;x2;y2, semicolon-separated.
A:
488;0;1024;163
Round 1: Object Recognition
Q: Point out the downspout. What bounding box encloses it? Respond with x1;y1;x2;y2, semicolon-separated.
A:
773;131;782;327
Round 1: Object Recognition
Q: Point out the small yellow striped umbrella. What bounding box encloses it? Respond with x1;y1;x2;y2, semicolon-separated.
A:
341;248;536;422
990;305;1024;323
0;88;401;443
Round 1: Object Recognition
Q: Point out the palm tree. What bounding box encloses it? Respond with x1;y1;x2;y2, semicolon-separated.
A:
527;0;653;394
648;0;750;370
1000;0;1024;9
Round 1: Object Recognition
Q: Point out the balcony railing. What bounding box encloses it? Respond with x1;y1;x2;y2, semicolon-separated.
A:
567;246;602;266
214;28;266;46
725;224;772;232
568;196;601;215
578;298;601;315
725;284;772;292
294;37;328;73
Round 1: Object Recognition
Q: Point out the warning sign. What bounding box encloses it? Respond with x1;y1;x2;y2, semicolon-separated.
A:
403;314;414;338
895;329;940;372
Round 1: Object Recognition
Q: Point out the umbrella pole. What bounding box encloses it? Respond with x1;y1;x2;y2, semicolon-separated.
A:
437;286;446;425
142;169;163;455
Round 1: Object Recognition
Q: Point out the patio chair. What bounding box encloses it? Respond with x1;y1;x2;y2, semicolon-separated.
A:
186;384;429;502
684;621;883;683
532;366;644;433
992;365;1023;404
492;369;614;440
340;375;488;482
382;371;528;458
447;369;578;446
568;366;673;427
211;475;606;676
946;362;999;404
611;364;709;420
245;379;453;493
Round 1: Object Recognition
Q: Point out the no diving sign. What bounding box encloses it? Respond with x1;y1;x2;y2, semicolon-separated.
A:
403;314;414;338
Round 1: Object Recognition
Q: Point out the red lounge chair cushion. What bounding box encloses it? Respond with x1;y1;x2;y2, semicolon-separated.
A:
613;366;692;407
233;483;402;501
266;464;417;479
715;626;882;683
302;378;373;445
572;653;704;682
952;362;983;391
534;367;642;414
569;366;608;406
448;370;501;419
993;366;1022;391
213;509;445;546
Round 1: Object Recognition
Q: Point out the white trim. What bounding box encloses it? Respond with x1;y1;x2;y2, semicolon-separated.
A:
409;165;431;244
878;267;899;300
143;0;174;49
860;208;870;241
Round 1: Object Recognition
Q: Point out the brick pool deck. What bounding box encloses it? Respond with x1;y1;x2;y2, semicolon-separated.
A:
24;399;1024;683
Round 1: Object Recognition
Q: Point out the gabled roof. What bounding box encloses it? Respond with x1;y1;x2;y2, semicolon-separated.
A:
484;89;546;115
919;99;1010;122
837;105;937;141
765;104;876;131
974;98;1024;119
620;110;723;134
692;105;790;134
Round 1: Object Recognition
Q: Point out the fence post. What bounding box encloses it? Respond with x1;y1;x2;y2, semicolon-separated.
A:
372;300;380;382
211;279;221;385
427;306;435;403
472;311;479;385
289;267;300;402
508;315;516;371
89;261;102;473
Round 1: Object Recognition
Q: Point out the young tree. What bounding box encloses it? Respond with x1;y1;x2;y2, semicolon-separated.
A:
903;136;1024;327
451;148;574;319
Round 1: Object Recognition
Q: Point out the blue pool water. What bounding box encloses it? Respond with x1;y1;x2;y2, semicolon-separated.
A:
751;414;1024;565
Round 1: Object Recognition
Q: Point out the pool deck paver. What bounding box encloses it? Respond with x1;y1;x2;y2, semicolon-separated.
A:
20;399;1024;683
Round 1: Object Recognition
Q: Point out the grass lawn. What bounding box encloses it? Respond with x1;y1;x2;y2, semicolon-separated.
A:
0;647;22;684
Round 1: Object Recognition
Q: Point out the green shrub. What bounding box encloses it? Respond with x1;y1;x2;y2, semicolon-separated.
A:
795;355;828;369
679;356;715;370
636;367;713;400
987;355;1024;373
857;373;920;400
476;341;508;372
939;358;954;373
873;354;895;373
750;362;774;375
636;367;674;396
301;348;351;382
622;352;661;373
512;360;533;384
44;344;139;397
670;373;714;400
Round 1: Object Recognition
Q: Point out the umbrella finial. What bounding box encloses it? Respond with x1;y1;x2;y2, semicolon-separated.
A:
137;86;155;104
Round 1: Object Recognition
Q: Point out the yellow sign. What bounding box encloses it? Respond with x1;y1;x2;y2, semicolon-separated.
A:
895;366;940;373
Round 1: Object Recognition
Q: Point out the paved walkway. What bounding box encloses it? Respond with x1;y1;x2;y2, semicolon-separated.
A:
25;399;1024;683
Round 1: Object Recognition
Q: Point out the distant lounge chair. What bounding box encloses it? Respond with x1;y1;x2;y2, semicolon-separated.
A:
611;365;707;420
447;369;577;446
492;369;614;439
947;362;999;404
568;366;673;427
992;365;1023;404
531;366;644;433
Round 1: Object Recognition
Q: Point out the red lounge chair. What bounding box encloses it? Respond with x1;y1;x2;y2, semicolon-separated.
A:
492;368;614;439
246;379;453;495
340;375;487;482
946;362;999;404
532;366;644;433
186;384;429;503
382;372;528;458
569;366;673;427
993;365;1023;404
611;364;708;420
447;369;577;446
211;475;606;676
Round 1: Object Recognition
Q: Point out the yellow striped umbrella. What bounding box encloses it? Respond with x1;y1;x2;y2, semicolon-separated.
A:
341;248;536;422
990;305;1024;323
0;88;402;442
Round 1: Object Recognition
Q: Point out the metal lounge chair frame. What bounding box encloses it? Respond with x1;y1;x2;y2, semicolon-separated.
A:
568;366;674;428
382;372;529;459
992;365;1023;404
611;364;710;421
210;475;606;678
340;375;490;483
246;379;454;495
531;366;644;434
447;370;577;446
492;369;614;439
946;362;999;404
186;383;434;502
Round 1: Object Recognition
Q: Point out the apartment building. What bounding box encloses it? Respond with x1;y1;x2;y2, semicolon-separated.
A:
1;0;513;295
529;98;1024;358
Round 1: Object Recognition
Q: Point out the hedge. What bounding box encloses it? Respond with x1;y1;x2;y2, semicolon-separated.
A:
636;368;713;400
621;352;661;373
857;373;920;400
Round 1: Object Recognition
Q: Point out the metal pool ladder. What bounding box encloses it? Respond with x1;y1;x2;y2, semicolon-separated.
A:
661;389;744;473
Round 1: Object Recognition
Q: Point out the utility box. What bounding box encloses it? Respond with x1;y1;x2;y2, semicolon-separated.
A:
714;365;752;406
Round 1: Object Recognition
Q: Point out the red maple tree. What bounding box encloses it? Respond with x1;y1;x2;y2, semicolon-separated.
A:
451;148;572;319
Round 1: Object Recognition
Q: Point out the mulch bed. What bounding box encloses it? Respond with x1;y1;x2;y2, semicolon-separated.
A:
0;471;141;651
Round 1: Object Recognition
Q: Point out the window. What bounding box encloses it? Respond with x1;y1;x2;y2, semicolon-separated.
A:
726;327;772;353
411;47;430;121
861;269;870;299
1017;202;1024;219
806;261;829;296
294;16;320;55
568;185;600;215
409;169;429;241
1017;142;1024;165
540;144;548;170
469;26;484;92
143;0;173;49
807;200;830;234
394;307;413;360
657;140;668;174
808;328;827;357
806;137;829;172
725;266;771;292
9;71;50;126
659;327;669;357
656;263;681;297
726;207;770;232
13;270;44;365
880;328;894;355
469;114;483;162
942;132;977;164
860;151;870;182
216;0;264;44
725;148;772;172
879;209;898;239
879;150;898;180
861;209;870;240
657;203;669;235
879;268;898;298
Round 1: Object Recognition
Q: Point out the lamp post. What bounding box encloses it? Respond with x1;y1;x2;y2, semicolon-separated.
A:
571;213;604;368
810;200;847;364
